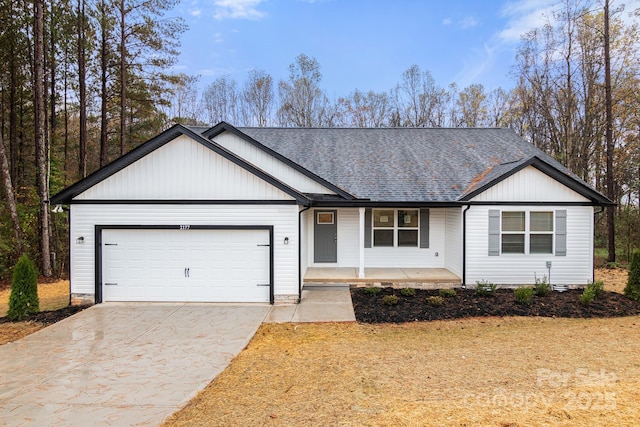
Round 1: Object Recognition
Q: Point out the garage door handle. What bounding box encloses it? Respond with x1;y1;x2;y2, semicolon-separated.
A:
257;244;270;247
105;282;118;286
257;284;270;286
185;268;190;278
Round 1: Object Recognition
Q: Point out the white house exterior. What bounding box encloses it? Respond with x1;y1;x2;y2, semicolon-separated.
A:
51;123;612;305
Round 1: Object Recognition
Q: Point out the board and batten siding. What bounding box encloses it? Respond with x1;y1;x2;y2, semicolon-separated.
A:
75;135;294;201
472;166;590;203
70;204;299;298
444;208;462;277
213;132;337;195
465;205;593;285
306;208;447;269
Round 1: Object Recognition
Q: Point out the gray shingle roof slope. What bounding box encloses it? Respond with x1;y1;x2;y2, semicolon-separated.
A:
218;127;584;203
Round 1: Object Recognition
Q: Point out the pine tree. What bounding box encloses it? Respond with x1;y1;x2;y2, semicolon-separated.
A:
7;255;39;320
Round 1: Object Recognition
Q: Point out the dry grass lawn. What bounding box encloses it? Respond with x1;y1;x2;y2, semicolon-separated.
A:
0;280;69;345
165;268;639;427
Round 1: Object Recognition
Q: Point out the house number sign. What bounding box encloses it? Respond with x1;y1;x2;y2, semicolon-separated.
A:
179;225;190;230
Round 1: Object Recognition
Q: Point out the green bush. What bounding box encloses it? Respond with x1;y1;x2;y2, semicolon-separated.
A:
476;280;497;296
426;296;444;307
364;287;382;296
7;254;39;320
579;286;596;306
534;275;550;297
382;295;399;306
438;288;457;298
587;280;605;299
400;287;416;297
624;250;640;301
514;287;535;305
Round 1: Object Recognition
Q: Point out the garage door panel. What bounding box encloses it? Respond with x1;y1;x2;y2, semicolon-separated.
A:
102;228;270;302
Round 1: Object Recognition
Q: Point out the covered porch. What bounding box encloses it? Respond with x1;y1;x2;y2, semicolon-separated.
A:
303;267;461;289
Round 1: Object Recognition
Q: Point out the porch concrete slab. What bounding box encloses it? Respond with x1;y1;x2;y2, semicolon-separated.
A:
304;267;357;280
304;267;461;285
0;303;270;426
265;286;356;323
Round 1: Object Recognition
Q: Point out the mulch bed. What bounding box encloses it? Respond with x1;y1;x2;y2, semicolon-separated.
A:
0;305;89;326
351;287;640;323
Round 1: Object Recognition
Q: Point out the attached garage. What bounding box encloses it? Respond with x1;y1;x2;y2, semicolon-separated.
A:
98;227;273;303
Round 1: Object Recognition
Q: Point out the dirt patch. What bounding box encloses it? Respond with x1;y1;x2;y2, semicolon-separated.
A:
596;267;628;294
351;287;640;324
163;318;640;426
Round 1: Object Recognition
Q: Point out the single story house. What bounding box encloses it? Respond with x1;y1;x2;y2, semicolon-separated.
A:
51;122;612;304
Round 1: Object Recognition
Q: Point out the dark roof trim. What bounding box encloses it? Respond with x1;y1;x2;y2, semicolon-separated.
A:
51;124;311;205
309;200;461;208
65;199;299;205
459;156;614;206
202;122;356;200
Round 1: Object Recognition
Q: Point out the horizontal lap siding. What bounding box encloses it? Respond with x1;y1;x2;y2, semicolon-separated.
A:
465;206;593;285
444;208;462;277
70;204;299;297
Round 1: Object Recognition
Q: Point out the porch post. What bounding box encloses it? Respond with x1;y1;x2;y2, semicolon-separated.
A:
358;207;365;278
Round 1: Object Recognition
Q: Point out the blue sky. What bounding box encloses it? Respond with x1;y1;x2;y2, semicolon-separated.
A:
169;0;572;96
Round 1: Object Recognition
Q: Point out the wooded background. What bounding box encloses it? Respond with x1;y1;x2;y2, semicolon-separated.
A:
0;0;638;278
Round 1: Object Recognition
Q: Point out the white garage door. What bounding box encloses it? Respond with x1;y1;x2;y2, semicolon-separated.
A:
101;228;271;302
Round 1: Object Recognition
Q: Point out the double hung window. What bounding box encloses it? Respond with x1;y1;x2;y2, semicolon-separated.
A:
501;211;553;254
373;209;419;247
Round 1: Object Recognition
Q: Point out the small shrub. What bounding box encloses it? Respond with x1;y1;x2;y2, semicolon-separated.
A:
624;250;640;301
400;287;416;297
364;287;382;296
606;261;618;269
587;280;605;299
476;280;497;296
382;295;399;306
426;296;444;307
514;287;535;305
579;286;596;306
7;254;39;320
534;275;550;297
439;288;457;298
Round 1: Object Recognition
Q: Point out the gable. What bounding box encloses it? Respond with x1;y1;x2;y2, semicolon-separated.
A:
73;134;294;201
211;129;340;196
470;166;590;203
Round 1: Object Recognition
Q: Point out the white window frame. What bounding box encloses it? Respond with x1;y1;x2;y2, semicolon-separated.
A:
501;210;554;255
372;209;419;248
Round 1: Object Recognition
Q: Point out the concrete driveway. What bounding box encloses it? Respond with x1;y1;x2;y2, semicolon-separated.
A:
0;303;270;426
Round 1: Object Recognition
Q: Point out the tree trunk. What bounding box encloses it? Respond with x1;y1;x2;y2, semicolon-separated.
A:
99;0;108;167
0;136;23;251
34;0;53;276
77;0;87;177
604;0;616;263
119;0;126;156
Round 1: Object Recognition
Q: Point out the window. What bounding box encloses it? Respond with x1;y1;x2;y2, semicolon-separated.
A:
500;211;553;255
316;212;334;224
373;209;419;247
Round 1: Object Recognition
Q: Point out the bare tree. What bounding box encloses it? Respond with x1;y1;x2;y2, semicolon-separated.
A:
339;89;390;127
457;84;488;127
164;74;201;125
604;0;615;262
202;75;241;125
242;69;274;127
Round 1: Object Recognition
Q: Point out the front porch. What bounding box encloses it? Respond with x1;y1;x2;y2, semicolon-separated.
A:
303;267;461;289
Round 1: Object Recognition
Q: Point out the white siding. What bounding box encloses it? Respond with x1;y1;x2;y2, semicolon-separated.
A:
444;208;462;277
214;132;337;195
75;135;293;201
70;204;299;298
471;166;589;202
307;208;448;269
465;205;594;285
300;208;311;282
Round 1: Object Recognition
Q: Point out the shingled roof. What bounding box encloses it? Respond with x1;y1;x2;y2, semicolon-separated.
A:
204;126;609;205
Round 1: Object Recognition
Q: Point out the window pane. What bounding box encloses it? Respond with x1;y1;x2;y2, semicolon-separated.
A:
374;230;394;247
531;212;553;232
502;234;524;253
398;230;418;247
502;212;525;231
374;210;394;227
530;234;553;254
317;212;334;224
397;210;418;228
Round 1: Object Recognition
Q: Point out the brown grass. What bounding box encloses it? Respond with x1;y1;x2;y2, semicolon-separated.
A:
596;267;628;294
165;268;638;427
0;280;70;345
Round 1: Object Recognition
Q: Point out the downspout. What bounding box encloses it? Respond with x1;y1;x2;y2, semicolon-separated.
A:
298;205;312;302
462;204;471;289
593;205;606;282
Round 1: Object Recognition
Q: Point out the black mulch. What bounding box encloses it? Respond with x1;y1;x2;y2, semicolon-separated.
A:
0;305;90;326
351;287;640;324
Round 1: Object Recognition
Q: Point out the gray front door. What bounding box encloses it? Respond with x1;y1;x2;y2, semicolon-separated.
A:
314;210;337;263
